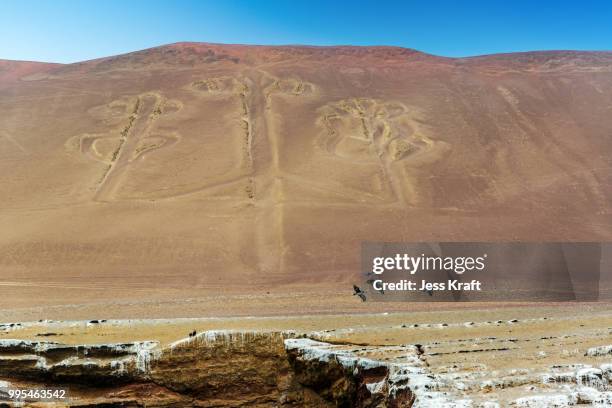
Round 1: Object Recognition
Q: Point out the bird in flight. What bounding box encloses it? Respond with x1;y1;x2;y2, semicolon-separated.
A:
353;285;367;302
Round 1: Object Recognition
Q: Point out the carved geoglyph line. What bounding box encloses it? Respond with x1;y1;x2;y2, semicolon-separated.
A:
316;98;448;205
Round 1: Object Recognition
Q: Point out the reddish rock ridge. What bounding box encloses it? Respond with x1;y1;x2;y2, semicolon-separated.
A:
0;60;61;86
4;43;611;77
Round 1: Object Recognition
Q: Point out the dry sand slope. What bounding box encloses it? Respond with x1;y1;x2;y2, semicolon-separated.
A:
0;43;611;317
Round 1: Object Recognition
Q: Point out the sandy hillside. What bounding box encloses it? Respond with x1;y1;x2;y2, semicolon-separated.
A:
0;43;611;318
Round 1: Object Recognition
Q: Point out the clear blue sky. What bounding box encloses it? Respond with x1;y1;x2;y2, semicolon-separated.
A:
1;0;611;63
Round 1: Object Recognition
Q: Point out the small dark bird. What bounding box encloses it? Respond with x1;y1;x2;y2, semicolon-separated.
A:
189;330;197;337
422;288;433;296
353;285;367;302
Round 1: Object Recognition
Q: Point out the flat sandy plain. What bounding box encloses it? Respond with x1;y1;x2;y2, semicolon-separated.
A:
1;303;611;405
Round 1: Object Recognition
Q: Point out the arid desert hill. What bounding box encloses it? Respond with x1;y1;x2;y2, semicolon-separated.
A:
0;43;611;316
